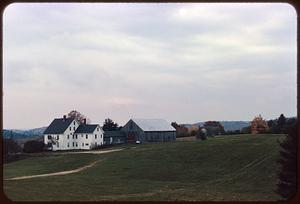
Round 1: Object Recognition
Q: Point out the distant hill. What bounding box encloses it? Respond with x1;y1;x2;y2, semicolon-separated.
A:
182;121;250;131
3;129;26;138
219;121;250;131
3;127;47;139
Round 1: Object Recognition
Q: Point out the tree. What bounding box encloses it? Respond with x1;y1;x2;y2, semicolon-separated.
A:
282;117;297;134
276;120;297;200
203;121;225;136
268;119;280;134
23;140;45;153
225;130;241;135
67;110;91;124
278;114;286;133
102;118;119;131
196;128;207;140
3;138;22;155
171;123;190;138
250;115;269;134
171;122;180;129
3;138;22;163
241;126;251;134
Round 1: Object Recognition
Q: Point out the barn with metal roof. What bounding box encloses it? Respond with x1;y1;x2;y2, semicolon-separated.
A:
121;118;176;143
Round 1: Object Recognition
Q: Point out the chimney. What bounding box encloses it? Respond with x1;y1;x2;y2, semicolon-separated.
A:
83;119;86;124
63;115;66;121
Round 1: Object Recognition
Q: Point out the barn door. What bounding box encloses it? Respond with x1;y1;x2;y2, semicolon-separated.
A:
127;132;136;142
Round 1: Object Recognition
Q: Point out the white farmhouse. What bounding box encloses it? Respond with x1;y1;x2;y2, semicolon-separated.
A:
43;115;104;151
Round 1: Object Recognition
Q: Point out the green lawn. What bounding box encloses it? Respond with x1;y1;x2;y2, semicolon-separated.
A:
3;134;285;201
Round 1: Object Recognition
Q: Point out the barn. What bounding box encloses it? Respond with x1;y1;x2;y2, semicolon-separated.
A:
103;130;126;145
121;118;176;143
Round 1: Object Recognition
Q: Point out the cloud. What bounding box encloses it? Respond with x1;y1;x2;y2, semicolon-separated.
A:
3;3;297;128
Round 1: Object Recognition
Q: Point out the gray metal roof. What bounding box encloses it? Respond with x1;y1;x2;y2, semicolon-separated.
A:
43;118;74;134
75;124;99;134
132;118;176;132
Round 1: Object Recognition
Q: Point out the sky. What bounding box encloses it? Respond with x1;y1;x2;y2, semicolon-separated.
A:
3;3;297;129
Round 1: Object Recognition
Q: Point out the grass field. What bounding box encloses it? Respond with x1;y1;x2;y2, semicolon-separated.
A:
3;134;285;201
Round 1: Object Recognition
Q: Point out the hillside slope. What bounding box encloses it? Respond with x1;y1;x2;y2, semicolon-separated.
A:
4;134;284;201
3;127;47;139
183;121;250;131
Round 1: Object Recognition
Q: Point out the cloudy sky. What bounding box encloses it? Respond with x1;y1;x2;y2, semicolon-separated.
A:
3;3;297;129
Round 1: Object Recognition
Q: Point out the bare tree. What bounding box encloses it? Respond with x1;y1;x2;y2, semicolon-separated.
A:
67;110;91;124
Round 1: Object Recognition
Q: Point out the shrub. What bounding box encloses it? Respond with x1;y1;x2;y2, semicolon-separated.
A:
177;131;190;138
241;126;251;134
3;138;22;155
196;130;207;140
276;121;297;200
23;140;45;153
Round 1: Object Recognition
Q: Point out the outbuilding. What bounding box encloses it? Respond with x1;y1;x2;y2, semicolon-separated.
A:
103;130;126;145
122;118;176;143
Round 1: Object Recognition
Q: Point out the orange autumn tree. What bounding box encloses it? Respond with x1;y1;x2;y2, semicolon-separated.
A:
251;114;269;134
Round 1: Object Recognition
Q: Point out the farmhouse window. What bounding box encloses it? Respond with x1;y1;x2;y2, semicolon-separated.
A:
69;127;71;131
57;135;59;140
57;142;59;147
95;134;97;139
86;135;88;139
85;143;89;146
73;142;74;147
74;127;75;130
67;135;69;139
72;135;74;139
75;135;78;139
76;142;78;147
101;134;103;138
48;135;51;139
73;121;75;125
97;128;99;131
67;143;69;147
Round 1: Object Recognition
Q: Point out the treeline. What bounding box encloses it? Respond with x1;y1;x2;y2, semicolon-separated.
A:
3;138;45;162
172;114;297;138
240;114;296;134
224;114;296;135
172;121;225;138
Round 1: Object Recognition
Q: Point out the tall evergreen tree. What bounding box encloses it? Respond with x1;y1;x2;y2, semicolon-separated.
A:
102;118;119;131
276;120;297;200
278;114;287;133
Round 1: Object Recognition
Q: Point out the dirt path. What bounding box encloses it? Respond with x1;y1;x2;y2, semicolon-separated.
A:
55;148;124;155
5;148;125;181
5;160;100;181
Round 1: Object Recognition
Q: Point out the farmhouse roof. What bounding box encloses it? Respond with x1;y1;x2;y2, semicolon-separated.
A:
75;124;98;134
132;118;176;132
43;118;74;134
